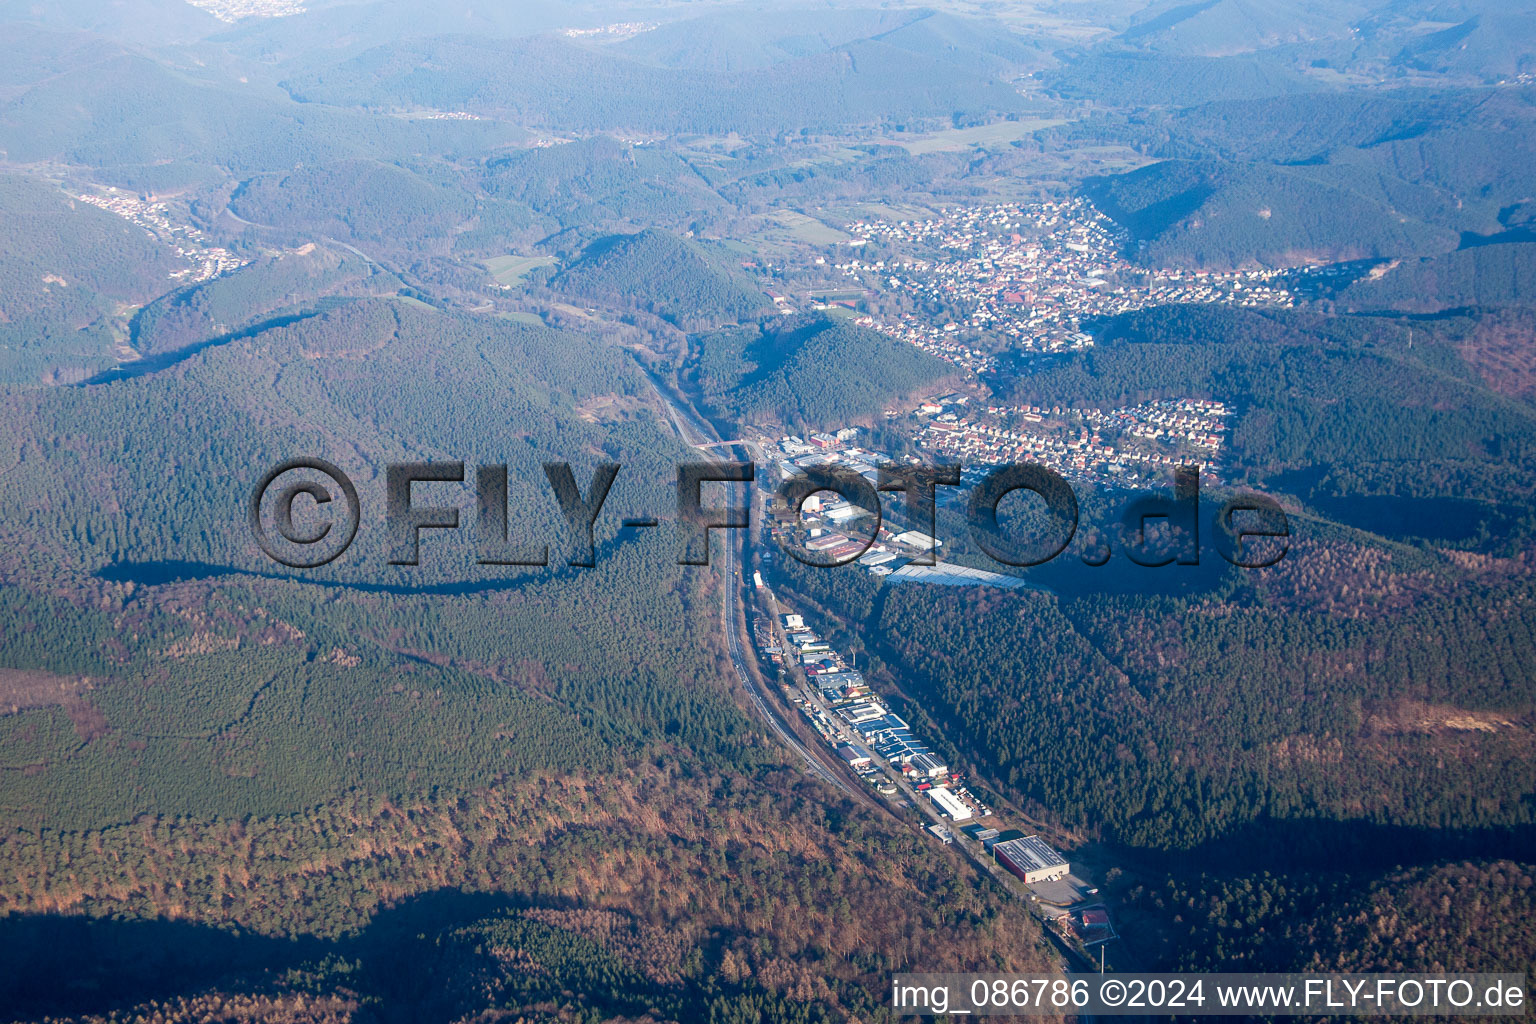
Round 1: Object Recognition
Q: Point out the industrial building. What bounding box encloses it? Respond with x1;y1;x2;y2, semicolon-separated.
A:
886;562;1039;590
816;670;865;696
841;702;887;724
836;744;871;768
992;835;1070;883
848;712;933;764
823;502;866;522
928;787;972;821
853;712;907;737
909;752;948;778
894;530;942;551
963;824;1000;843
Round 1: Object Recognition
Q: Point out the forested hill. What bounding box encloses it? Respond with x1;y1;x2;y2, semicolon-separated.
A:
1150;87;1536;166
0;283;1051;1020
552;229;769;329
1131;858;1536;975
613;8;1044;73
0;767;1054;1021
688;315;953;431
1042;51;1319;107
0;174;176;317
1084;158;1458;270
1082;87;1536;271
0;0;223;46
1115;0;1353;56
228;160;475;247
1393;10;1536;79
131;247;396;356
613;7;917;70
1338;243;1536;312
0;40;507;187
0;291;752;840
0;173;179;384
483;136;722;231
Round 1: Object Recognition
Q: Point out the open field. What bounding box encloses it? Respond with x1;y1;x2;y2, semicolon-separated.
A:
484;253;559;286
839;200;945;222
720;210;854;258
816;304;862;321
888;118;1070;154
765;210;852;245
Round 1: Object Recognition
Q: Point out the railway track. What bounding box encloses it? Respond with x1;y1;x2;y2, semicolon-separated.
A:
646;375;855;797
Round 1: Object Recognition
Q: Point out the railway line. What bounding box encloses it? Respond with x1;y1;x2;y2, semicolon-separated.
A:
645;375;856;797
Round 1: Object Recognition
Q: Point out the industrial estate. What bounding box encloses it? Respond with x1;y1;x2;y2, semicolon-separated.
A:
747;486;1120;956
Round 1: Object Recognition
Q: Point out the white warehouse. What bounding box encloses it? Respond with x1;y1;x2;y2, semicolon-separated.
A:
927;787;972;821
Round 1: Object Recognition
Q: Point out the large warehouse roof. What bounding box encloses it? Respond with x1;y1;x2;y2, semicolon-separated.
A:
927;787;972;821
993;835;1069;876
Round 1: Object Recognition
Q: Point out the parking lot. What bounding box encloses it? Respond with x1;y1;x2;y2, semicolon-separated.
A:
1026;873;1093;907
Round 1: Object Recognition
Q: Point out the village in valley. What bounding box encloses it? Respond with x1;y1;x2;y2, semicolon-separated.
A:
76;188;249;283
915;394;1231;487
837;197;1300;368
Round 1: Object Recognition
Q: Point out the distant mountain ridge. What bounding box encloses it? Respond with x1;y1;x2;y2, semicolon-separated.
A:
1086;87;1536;270
281;22;1034;134
1117;0;1359;56
1043;51;1320;106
